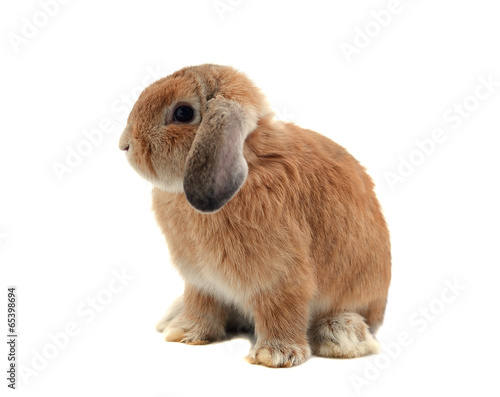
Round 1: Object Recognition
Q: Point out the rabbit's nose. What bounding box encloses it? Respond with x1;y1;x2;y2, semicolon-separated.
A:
119;126;131;151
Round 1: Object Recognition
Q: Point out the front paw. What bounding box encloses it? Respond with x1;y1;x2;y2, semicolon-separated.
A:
162;319;226;345
163;326;213;345
247;340;311;368
156;290;228;345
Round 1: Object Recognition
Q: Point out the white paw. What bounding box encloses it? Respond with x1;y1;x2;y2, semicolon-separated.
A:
162;325;221;345
247;340;311;368
311;312;380;358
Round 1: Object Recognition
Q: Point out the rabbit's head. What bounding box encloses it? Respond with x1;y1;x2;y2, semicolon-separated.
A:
119;64;271;213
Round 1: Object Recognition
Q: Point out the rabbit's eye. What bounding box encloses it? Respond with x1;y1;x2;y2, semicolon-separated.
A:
173;105;194;123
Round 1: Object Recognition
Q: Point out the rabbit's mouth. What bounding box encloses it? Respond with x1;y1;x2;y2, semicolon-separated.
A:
126;150;184;194
120;126;185;194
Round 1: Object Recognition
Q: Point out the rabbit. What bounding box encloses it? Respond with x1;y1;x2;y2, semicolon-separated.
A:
119;64;391;367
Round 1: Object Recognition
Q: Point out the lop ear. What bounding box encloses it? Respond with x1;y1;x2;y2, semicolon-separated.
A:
183;97;256;213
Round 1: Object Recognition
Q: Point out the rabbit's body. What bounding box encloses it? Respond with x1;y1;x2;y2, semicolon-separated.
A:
120;64;391;367
153;117;390;322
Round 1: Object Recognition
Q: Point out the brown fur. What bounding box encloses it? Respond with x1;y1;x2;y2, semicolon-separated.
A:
120;64;391;367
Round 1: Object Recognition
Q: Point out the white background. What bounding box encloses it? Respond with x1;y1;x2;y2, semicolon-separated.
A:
1;0;499;396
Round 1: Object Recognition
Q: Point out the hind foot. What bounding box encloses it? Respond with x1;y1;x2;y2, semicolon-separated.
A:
309;312;380;359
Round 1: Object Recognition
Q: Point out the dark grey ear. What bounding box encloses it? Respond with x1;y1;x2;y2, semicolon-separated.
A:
183;98;252;213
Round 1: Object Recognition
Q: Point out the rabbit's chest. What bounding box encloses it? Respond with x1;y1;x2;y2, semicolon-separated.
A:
154;191;289;305
170;227;257;303
166;219;283;307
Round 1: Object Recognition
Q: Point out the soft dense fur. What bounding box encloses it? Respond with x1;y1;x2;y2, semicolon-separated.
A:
119;64;391;367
